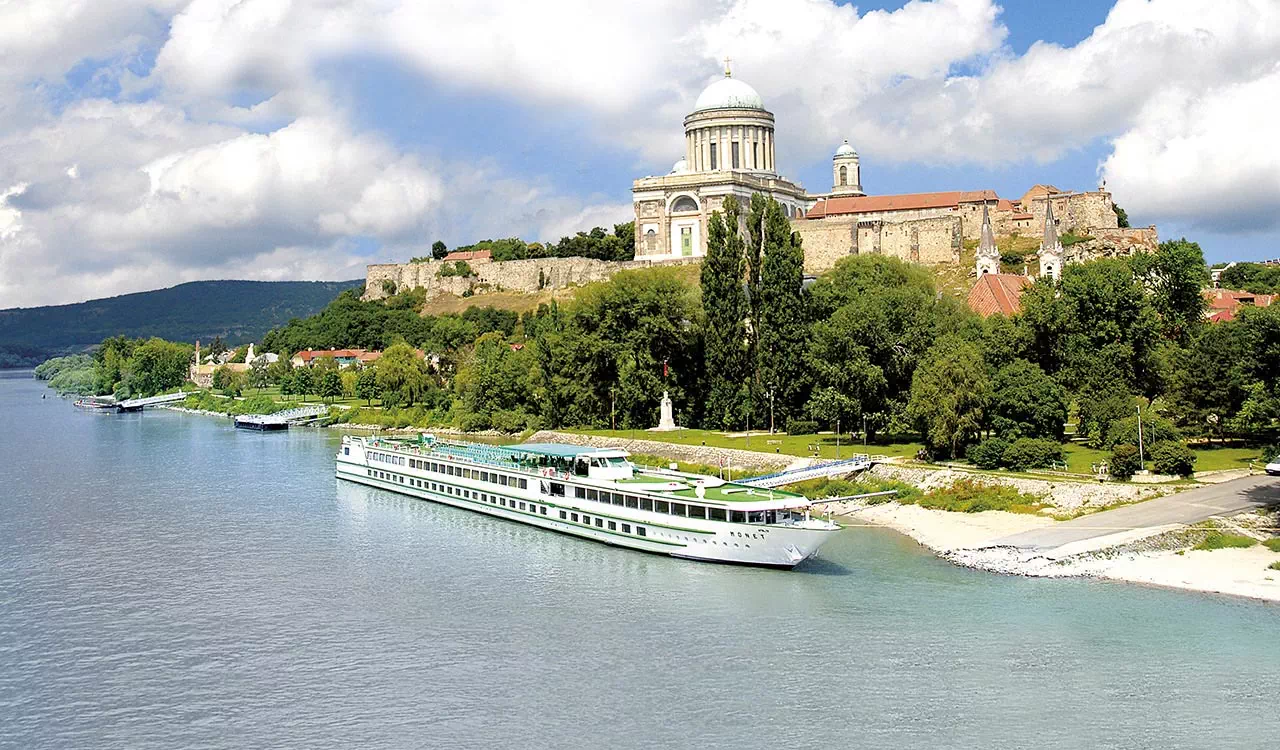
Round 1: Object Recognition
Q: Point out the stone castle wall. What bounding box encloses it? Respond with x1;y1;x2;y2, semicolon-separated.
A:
1027;192;1118;234
793;215;962;273
363;256;699;301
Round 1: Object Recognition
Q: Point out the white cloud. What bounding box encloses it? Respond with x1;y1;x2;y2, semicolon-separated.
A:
4;0;1280;305
1101;65;1280;233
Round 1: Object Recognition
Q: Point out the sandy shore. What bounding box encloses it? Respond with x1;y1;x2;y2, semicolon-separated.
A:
837;502;1280;603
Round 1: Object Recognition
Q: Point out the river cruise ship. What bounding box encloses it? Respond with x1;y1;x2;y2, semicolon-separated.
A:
336;434;841;568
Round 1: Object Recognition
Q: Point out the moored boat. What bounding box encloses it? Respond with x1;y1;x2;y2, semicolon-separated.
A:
335;434;840;568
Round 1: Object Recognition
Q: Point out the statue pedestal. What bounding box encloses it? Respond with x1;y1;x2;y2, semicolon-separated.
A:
649;390;680;432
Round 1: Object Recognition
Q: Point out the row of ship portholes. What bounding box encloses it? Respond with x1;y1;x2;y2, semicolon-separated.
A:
656;531;749;549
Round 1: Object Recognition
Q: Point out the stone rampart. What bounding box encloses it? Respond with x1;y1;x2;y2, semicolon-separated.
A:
363;256;700;301
793;215;961;271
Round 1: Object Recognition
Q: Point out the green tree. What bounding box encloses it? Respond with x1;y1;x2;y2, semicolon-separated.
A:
453;332;535;430
280;371;296;401
1132;238;1208;343
293;366;315;402
375;343;429;407
248;359;270;392
988;359;1067;440
319;370;343;404
432;240;448;260
753;196;809;423
355;368;379;406
1109;444;1141;479
1149;441;1196;477
266;358;292;386
1164;322;1248;439
1113;203;1130;228
908;335;991;458
700;196;750;429
123;338;192;396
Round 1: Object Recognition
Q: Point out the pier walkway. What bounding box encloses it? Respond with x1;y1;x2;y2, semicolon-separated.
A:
740;454;886;489
116;392;189;412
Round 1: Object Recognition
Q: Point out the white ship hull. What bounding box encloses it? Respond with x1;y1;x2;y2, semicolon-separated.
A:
335;443;840;568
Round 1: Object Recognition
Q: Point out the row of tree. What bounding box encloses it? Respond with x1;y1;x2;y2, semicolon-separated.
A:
415;222;637;264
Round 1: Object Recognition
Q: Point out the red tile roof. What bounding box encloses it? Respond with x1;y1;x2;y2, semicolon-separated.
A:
443;249;492;262
1203;288;1274;322
806;190;999;219
967;273;1033;318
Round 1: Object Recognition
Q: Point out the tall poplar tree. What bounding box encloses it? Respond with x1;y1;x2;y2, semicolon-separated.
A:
754;196;809;425
701;196;750;428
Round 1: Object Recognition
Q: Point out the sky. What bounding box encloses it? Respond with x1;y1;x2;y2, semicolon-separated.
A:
1;0;1278;308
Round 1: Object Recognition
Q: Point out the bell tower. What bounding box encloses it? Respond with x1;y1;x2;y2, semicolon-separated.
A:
831;140;864;196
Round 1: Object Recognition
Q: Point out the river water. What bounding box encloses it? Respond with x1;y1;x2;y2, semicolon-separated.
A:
1;372;1276;749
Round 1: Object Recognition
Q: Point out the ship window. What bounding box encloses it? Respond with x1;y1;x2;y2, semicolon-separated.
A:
670;502;686;516
640;498;653;512
655;501;669;514
625;496;639;509
571;513;579;522
581;515;589;525
559;511;567;520
611;493;624;506
519;479;528;490
586;489;598;502
687;505;706;520
344;447;350;456
463;468;471;479
595;518;603;528
499;475;508;486
621;524;631;534
608;521;617;531
748;511;765;524
708;508;727;522
636;527;646;537
480;471;488;482
540;507;548;515
575;487;585;499
519;502;525;511
549;483;565;497
731;511;747;524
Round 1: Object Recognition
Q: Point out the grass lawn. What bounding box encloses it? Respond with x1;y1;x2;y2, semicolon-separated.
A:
1063;442;1262;475
246;384;383;409
565;427;923;461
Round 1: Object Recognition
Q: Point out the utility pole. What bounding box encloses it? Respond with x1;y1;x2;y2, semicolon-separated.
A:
1137;404;1145;472
836;416;840;460
768;387;775;434
862;414;867;447
610;387;616;432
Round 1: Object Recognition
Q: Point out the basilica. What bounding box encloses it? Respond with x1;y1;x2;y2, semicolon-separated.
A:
631;65;1156;280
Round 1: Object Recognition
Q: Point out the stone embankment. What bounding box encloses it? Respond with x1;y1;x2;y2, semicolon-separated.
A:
526;430;795;472
866;463;1169;512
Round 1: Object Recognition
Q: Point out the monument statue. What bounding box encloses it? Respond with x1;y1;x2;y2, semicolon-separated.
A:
651;390;679;432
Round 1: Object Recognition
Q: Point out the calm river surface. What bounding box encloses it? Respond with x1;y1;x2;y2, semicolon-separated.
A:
1;372;1277;749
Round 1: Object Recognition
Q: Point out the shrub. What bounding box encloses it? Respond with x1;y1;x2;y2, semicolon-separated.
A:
786;419;818;436
966;438;1008;470
381;279;397;296
1193;531;1256;551
1270;561;1280;571
438;261;474;278
1149;441;1197;477
1001;438;1064;471
914;479;1046;514
1105;414;1181;450
1262;538;1280;553
1109;444;1141;479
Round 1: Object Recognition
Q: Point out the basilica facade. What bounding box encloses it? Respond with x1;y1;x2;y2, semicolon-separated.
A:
632;65;1155;277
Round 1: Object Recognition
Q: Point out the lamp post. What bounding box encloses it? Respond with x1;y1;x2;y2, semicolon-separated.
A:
610;387;616;432
768;387;775;435
1136;404;1145;472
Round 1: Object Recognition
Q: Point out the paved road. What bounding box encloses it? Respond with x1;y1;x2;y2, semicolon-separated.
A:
992;474;1280;551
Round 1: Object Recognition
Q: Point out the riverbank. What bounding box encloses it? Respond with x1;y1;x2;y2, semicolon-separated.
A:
829;500;1280;603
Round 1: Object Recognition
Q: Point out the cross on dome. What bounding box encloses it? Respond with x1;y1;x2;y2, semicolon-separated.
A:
723;56;732;77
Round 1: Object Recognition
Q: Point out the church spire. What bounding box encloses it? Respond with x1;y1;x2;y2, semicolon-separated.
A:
1039;199;1064;280
975;201;999;276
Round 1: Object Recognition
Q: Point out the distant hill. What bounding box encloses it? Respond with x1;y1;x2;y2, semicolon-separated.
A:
0;279;363;367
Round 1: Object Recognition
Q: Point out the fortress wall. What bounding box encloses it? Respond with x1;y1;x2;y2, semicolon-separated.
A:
792;217;859;274
363;256;700;301
1028;192;1119;234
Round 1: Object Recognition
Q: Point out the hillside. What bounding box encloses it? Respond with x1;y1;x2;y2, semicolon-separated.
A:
0;279;362;367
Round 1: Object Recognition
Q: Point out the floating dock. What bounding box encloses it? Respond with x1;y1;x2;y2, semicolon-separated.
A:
234;405;328;431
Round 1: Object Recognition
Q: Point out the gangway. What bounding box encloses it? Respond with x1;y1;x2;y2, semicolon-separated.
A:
739;454;886;489
115;392;189;412
235;405;329;431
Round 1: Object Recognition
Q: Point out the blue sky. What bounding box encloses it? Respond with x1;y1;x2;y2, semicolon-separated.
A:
1;0;1277;308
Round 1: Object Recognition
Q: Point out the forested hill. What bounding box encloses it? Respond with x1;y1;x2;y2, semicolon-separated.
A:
0;279;362;367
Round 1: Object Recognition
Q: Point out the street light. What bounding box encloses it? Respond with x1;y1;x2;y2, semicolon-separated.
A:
610;387;616;431
768;387;775;435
